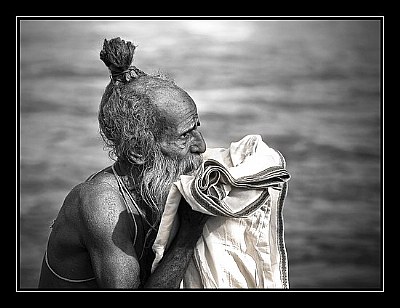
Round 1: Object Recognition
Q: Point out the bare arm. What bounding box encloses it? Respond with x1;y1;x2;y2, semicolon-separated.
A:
144;198;209;288
79;183;141;288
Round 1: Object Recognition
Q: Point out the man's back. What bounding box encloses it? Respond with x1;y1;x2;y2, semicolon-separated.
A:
38;167;142;289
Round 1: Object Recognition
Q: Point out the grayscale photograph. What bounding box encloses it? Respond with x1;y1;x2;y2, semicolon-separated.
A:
18;17;382;291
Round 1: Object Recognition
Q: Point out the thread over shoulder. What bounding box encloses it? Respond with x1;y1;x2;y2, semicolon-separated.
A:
100;37;136;74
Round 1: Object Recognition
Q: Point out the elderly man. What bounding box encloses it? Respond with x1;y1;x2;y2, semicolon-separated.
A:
38;37;209;289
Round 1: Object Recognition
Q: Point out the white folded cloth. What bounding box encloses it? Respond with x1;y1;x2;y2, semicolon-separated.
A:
151;135;291;288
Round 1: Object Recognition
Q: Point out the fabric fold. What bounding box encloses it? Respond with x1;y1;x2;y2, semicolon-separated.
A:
151;134;291;288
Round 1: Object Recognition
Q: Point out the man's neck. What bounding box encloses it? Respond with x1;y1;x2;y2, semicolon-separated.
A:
114;159;142;193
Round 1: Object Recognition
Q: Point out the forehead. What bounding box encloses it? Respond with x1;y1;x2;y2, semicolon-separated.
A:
151;86;199;130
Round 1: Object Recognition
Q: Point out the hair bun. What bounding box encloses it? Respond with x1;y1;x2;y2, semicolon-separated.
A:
100;37;136;74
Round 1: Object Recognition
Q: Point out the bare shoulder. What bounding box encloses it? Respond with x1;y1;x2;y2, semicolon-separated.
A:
68;169;126;234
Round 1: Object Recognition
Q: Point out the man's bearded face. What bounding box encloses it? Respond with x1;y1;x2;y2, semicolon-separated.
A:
130;85;206;227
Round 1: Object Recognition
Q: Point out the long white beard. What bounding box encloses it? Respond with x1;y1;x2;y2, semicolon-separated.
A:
139;147;203;228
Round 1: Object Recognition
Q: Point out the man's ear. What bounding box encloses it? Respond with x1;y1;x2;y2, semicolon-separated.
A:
127;150;145;165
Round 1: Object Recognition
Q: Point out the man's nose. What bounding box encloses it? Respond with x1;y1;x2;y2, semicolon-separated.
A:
190;130;206;154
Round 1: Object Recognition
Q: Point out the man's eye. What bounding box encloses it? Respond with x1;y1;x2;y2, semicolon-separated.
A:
180;132;189;139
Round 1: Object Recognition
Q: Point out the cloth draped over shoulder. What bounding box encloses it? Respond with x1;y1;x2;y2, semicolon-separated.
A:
151;135;291;288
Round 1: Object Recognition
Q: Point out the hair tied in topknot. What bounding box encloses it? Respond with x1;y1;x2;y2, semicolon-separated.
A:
100;37;146;84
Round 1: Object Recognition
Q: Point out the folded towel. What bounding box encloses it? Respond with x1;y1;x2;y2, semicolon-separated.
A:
151;135;291;288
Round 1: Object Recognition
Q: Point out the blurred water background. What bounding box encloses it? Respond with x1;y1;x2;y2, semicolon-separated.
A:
19;18;382;290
